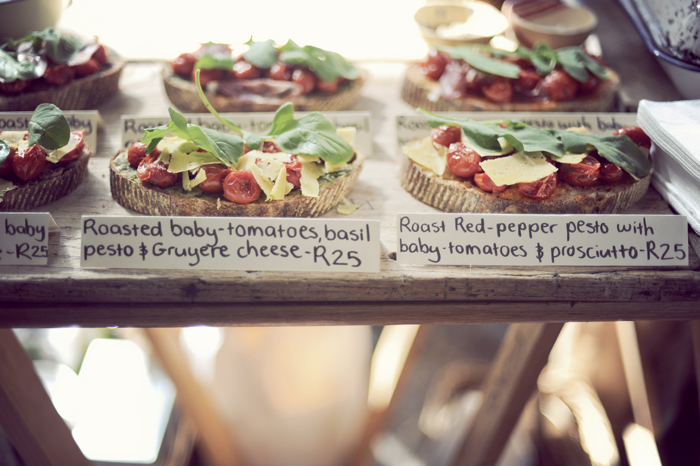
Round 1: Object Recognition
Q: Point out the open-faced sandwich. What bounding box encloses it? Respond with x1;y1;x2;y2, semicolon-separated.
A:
402;109;652;214
0;28;124;111
111;72;364;217
1;103;91;210
163;39;364;113
402;43;619;112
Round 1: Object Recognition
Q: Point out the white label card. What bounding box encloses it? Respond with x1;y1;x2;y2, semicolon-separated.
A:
0;111;99;149
81;216;381;272
121;111;373;156
396;213;689;267
396;112;639;148
0;213;50;265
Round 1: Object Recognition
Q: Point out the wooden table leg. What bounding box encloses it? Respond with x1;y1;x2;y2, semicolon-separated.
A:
0;329;91;466
450;322;564;466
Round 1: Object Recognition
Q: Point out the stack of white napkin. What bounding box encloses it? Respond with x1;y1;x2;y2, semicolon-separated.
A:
637;99;700;235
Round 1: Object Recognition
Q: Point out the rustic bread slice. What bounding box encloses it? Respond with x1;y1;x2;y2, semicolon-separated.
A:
0;148;91;211
401;63;620;113
162;64;366;113
110;150;365;217
0;50;125;112
401;157;651;214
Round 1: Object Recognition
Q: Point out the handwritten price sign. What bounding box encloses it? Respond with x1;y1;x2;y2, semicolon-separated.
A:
81;216;380;273
0;213;49;265
396;213;688;267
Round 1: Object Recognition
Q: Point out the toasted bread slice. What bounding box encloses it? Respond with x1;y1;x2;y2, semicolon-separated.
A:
0;148;91;211
401;63;620;113
162;65;366;113
401;157;651;214
110;150;365;217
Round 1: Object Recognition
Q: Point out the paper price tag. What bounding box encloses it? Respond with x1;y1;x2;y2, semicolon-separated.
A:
81;216;381;272
0;111;99;149
396;213;689;267
121;111;373;156
0;213;50;265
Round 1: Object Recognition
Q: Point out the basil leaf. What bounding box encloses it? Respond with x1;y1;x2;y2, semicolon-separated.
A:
141;122;173;154
551;129;651;178
243;39;278;69
0;141;9;166
194;53;235;70
198;127;245;165
279;41;357;83
557;47;608;81
27;103;70;150
266;105;353;164
502;126;563;156
529;43;557;75
418;108;502;152
444;46;520;79
37;28;83;64
0;49;42;82
323;49;359;80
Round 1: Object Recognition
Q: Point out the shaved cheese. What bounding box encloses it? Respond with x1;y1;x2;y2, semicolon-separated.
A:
550;153;588;164
182;171;193;191
403;137;447;176
167;150;220;173
300;161;326;197
298;154;320;164
480;152;557;186
247;163;274;197
337;127;356;146
268;165;293;200
0;131;28;148
157;135;196;155
325;160;349;173
566;127;590;134
337;197;358;215
0;178;17;202
189;167;209;189
256;157;286;182
463;134;513;157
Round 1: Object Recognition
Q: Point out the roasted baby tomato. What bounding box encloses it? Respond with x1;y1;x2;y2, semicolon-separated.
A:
560;155;600;187
197;164;231;193
267;62;292;81
262;141;282;153
43;64;75;86
223;169;262;204
12;144;46;181
421;49;450;81
0;79;31;95
285;155;302;190
316;78;339;93
172;53;197;78
292;68;317;94
127;142;149;168
137;153;178;188
482;77;513;103
540;69;579;102
193;67;225;87
72;58;101;78
473;172;507;193
233;60;262;80
0;147;16;177
600;161;625;183
518;173;557;199
447;143;481;179
516;69;541;92
578;71;600;93
56;130;86;164
613;126;651;148
431;125;461;147
92;45;108;65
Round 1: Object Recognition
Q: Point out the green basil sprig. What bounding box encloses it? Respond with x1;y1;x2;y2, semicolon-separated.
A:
279;40;358;82
0;141;9;166
439;45;520;79
28;103;71;150
0;48;43;82
243;38;278;69
3;28;84;64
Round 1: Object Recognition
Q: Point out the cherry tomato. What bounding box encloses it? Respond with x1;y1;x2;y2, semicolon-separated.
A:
43;64;75;86
267;62;292;81
72;58;101;78
285;155;302;190
92;45;108;65
578;71;600;93
560;155;600;187
127;142;149;168
516;69;540;92
262;141;281;153
56;130;86;164
0;79;31;95
420;49;450;81
223;169;262;204
600;161;625;183
473;172;506;193
518;173;557;199
0;147;16;177
613;126;651;148
447;142;481;179
197;164;231;193
502;55;534;70
172;53;196;78
540;70;579;102
292;68;317;94
233;60;262;80
316;79;339;93
430;125;461;147
193;67;225;87
481;77;513;103
137;153;179;188
12;144;46;181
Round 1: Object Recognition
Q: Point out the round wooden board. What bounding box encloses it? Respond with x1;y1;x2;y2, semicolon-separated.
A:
401;157;651;214
0;149;91;211
0;50;125;111
110;151;366;217
401;63;620;113
162;64;367;113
